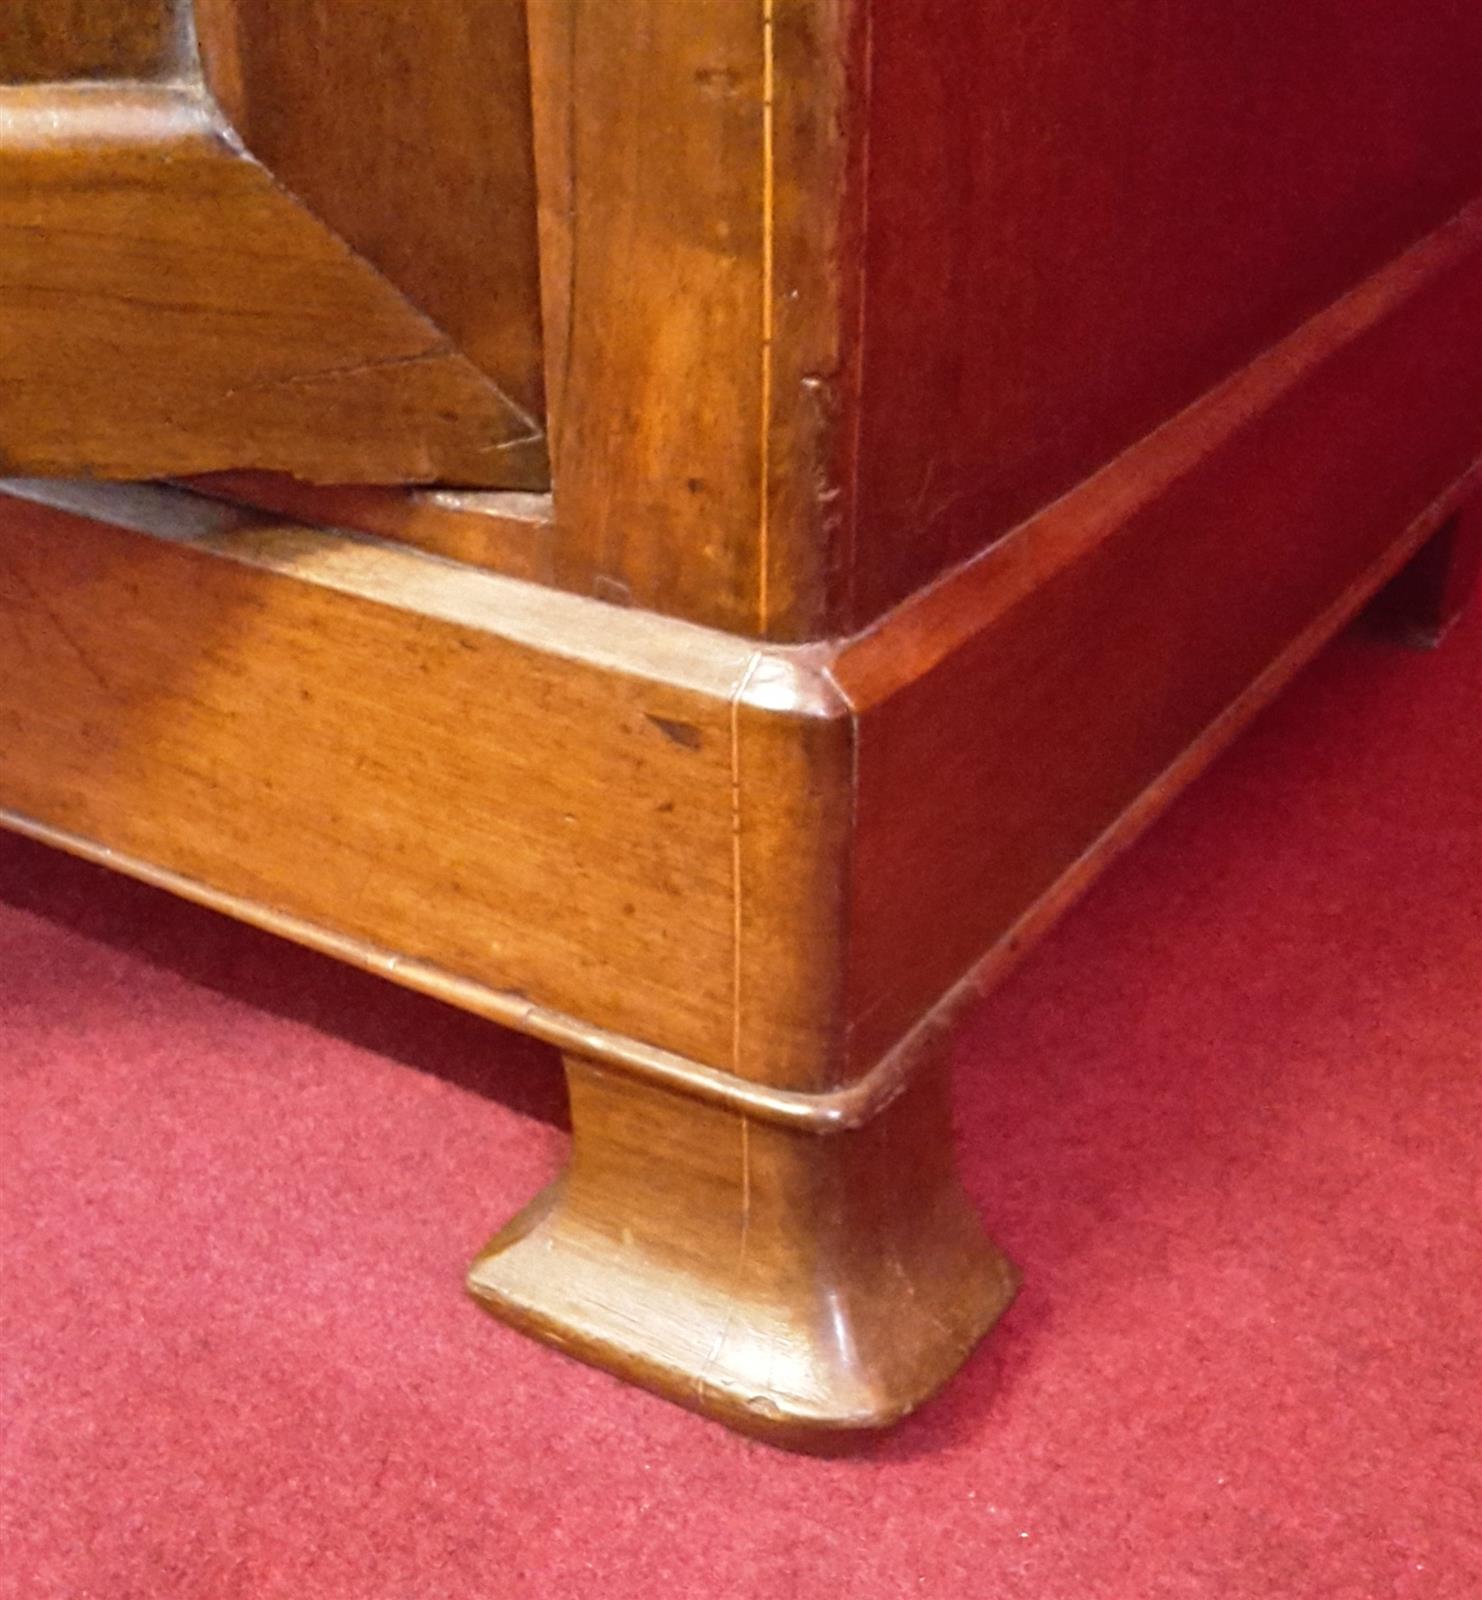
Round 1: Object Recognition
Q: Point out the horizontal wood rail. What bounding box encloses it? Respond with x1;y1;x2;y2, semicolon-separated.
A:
4;194;1482;1109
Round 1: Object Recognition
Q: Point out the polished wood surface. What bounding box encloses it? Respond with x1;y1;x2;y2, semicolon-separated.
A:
0;12;545;487
845;0;1482;624
8;2;1478;627
469;1044;1017;1443
526;0;769;624
0;482;851;1090
167;0;853;607
196;0;545;424
834;200;1482;1070
465;0;1482;639
0;0;183;81
3;449;1475;1432
184;472;558;584
523;0;858;637
5;2;1482;1442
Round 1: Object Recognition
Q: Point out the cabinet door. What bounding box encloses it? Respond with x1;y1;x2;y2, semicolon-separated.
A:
0;0;547;487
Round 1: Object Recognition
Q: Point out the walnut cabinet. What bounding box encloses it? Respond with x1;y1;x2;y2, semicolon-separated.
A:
2;1;1480;1441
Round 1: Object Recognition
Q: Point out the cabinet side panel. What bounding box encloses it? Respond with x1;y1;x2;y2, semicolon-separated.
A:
850;0;1482;623
837;204;1482;1070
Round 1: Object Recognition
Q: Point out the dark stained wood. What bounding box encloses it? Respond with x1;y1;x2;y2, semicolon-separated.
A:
7;2;1482;1443
195;0;546;425
833;200;1482;1071
0;87;544;485
1373;500;1482;648
843;0;1482;626
469;1044;1017;1441
0;0;182;82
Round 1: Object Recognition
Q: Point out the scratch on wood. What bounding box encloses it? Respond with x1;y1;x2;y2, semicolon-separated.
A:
0;550;112;693
217;342;458;397
644;712;703;750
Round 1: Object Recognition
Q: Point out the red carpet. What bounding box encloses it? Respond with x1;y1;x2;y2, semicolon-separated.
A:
2;605;1479;1599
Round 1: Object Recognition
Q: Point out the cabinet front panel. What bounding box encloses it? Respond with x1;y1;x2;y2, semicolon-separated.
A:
0;0;546;488
0;0;183;82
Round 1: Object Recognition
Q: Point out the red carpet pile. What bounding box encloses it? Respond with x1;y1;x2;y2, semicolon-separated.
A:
2;606;1479;1598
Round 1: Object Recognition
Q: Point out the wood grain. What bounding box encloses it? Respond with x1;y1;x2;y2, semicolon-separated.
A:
528;0;858;637
8;0;1482;1446
0;482;849;1087
534;0;765;622
6;190;1482;1442
181;1;858;622
514;0;1482;639
0;0;182;82
195;0;547;426
0;87;544;485
834;199;1482;1071
8;182;1480;1096
469;1045;1017;1440
183;472;559;584
525;0;575;466
844;0;1482;625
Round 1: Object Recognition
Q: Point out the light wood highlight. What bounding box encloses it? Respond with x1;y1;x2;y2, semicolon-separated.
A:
0;87;544;486
0;481;847;1088
183;473;558;585
469;1046;1017;1442
194;0;546;424
526;0;858;637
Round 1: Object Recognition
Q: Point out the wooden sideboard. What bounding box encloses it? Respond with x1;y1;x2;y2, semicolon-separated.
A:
2;1;1480;1443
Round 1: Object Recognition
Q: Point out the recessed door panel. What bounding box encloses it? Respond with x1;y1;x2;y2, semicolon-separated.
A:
0;0;547;487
